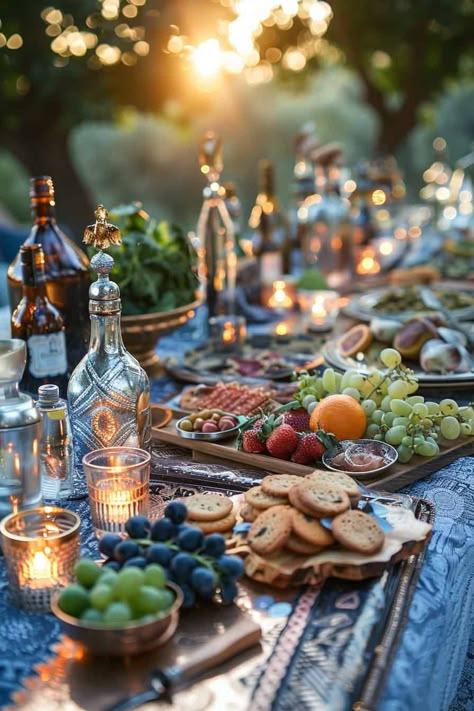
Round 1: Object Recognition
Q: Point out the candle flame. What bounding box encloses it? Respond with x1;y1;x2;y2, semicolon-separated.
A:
356;248;381;275
268;280;294;309
275;322;289;336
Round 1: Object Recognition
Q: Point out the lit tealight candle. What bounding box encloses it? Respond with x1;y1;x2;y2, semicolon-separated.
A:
356;247;381;276
222;320;237;345
268;280;294;310
311;296;328;324
83;447;151;538
306;290;340;333
0;507;81;612
274;321;291;343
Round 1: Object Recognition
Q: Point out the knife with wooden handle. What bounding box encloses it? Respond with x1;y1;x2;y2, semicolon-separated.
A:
106;615;262;711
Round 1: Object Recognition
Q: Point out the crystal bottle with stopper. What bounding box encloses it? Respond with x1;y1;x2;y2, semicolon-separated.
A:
196;131;236;319
67;206;151;490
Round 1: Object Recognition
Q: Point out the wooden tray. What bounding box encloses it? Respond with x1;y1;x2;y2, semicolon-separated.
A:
152;418;473;492
227;501;432;588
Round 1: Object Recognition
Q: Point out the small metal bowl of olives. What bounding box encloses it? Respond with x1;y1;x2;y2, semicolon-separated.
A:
176;409;245;441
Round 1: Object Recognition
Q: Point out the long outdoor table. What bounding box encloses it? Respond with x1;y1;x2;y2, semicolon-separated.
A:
0;319;473;710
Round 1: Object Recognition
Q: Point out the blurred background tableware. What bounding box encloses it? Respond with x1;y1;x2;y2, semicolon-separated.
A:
83;447;150;538
0;506;80;612
0;339;42;519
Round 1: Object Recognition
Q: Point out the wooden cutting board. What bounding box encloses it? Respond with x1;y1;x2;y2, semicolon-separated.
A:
152;420;473;492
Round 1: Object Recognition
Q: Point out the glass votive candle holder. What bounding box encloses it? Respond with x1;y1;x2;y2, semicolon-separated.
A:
0;506;81;612
306;290;340;333
83;447;150;538
208;315;247;353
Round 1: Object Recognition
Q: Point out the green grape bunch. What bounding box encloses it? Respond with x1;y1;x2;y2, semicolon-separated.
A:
295;347;473;464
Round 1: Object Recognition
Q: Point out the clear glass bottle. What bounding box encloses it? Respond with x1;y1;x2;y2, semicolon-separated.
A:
8;176;90;373
68;207;151;485
0;339;42;519
11;245;69;397
36;384;74;500
290;124;318;275
298;152;353;288
223;182;245;258
196;131;236;319
249;160;291;303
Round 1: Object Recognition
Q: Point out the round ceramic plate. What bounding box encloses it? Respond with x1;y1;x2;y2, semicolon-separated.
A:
343;286;474;323
322;340;474;388
175;413;246;442
164;334;325;385
322;439;398;479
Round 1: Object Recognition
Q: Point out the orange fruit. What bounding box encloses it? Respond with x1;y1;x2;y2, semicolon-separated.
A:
309;394;366;440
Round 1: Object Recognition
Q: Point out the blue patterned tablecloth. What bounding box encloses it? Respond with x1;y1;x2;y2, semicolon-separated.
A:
0;318;473;710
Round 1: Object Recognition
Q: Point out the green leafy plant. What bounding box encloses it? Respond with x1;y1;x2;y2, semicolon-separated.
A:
102;203;199;316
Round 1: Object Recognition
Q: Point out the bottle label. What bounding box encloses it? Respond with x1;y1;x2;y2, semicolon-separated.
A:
28;332;67;377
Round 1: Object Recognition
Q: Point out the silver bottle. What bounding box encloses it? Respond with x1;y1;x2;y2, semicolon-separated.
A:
37;384;74;499
0;339;42;518
67;207;151;486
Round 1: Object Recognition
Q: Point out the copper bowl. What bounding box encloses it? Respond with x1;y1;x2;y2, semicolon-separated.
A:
121;298;201;375
51;582;183;656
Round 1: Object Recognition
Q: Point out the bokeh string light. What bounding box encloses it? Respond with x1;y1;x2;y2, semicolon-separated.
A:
1;0;334;83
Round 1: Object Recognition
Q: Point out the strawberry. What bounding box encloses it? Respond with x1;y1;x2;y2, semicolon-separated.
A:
282;407;310;432
242;429;266;454
291;433;325;464
266;424;299;460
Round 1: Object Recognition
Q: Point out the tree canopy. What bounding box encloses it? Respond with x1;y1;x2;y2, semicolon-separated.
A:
0;0;472;231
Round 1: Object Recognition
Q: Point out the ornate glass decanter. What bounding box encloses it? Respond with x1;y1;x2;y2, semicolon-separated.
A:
196;131;236;319
68;206;151;489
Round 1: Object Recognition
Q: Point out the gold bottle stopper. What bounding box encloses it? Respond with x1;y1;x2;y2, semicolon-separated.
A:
83;205;122;250
199;131;223;183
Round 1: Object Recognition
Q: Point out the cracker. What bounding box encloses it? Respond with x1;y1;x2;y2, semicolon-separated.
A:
247;506;292;555
184;493;233;521
291;509;335;547
332;510;384;555
261;474;303;497
244;486;288;510
189;511;237;533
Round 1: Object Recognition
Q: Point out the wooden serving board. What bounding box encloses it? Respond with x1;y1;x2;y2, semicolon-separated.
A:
227;503;433;588
152;420;473;492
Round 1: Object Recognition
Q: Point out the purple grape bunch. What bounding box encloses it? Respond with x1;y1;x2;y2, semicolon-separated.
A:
98;501;244;608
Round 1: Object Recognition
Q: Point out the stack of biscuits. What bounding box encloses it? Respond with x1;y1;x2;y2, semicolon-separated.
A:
183;493;237;533
241;472;385;558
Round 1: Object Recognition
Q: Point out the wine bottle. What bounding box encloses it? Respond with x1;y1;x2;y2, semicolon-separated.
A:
7;176;90;372
249;160;290;302
196;132;236;319
11;245;69;397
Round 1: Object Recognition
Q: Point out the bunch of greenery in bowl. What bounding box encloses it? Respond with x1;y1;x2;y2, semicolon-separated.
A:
103;203;199;316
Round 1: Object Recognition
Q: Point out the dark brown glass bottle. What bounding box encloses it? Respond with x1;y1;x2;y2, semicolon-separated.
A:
11;245;69;397
7;176;90;371
249;160;291;302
